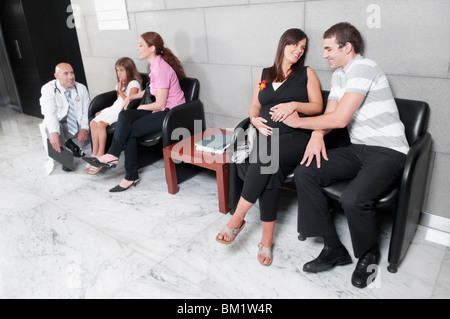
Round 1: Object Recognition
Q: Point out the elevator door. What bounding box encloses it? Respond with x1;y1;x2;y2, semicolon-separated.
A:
0;0;86;118
0;11;20;109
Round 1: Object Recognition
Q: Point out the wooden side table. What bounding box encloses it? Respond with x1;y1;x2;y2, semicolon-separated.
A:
162;128;232;214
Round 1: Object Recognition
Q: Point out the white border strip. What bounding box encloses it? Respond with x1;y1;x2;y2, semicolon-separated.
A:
420;212;450;234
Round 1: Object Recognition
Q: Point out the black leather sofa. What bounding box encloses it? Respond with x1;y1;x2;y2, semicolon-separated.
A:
88;73;205;167
228;91;432;273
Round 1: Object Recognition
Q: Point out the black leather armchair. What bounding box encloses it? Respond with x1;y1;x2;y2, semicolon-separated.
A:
137;77;203;148
88;74;205;167
228;90;432;273
88;73;150;148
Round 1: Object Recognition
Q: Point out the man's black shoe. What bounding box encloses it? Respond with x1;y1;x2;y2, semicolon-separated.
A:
65;139;85;158
351;245;381;289
303;245;352;273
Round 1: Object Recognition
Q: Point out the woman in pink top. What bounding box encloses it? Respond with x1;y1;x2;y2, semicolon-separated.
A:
84;32;186;192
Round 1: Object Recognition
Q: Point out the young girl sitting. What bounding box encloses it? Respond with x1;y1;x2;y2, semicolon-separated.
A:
87;57;142;174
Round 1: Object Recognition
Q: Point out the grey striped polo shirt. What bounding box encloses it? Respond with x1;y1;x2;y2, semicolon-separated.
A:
329;55;409;154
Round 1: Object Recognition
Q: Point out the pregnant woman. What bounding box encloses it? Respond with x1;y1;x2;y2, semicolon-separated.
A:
216;29;323;266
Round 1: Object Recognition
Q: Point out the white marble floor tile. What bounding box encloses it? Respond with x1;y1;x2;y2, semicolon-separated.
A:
113;265;217;299
159;212;349;299
51;171;225;264
0;175;48;214
0;202;156;299
0;148;93;202
0;108;42;141
1;108;450;299
432;248;450;299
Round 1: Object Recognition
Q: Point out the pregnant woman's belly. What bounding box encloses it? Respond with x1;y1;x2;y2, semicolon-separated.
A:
259;106;296;135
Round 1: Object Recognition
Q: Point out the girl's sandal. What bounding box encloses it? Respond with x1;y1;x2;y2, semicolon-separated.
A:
88;166;103;175
258;243;273;266
216;220;246;245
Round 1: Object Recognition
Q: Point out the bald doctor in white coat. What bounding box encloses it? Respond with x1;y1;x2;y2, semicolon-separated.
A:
39;63;90;173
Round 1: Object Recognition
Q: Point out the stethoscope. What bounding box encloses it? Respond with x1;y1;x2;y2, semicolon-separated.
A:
54;81;81;101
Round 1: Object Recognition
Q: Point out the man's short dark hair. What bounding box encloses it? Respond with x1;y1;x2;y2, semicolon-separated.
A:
323;22;364;54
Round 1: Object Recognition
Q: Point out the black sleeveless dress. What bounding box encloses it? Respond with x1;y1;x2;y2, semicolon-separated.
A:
237;66;313;204
258;67;309;135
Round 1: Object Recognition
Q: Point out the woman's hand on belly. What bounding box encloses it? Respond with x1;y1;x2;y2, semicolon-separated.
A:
270;103;296;122
252;116;273;136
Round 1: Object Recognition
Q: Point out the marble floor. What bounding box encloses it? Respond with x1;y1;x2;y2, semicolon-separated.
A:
0;106;449;300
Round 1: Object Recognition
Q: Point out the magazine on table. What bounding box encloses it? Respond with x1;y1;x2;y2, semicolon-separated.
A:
195;132;232;154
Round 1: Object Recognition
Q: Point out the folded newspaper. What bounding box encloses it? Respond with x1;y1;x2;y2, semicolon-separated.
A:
195;133;232;154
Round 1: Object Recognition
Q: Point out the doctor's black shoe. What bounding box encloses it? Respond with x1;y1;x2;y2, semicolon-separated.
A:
65;139;85;158
62;165;74;172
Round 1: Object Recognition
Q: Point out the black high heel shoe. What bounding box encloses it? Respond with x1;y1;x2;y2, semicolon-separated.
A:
109;180;139;193
82;156;118;169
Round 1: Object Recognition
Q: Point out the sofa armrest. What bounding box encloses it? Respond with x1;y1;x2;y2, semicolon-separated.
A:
229;117;251;153
227;117;250;213
162;99;205;148
388;132;432;268
88;91;117;121
236;117;251;130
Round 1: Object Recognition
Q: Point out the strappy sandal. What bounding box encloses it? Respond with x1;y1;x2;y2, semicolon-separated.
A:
88;165;103;175
216;220;246;245
257;243;273;266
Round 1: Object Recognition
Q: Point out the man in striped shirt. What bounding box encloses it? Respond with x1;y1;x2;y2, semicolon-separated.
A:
281;22;408;288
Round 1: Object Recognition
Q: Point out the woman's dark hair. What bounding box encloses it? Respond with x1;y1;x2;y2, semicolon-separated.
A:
323;22;364;54
140;32;186;80
266;28;307;83
115;57;142;89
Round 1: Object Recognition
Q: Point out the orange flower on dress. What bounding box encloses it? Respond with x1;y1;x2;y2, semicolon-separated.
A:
259;80;267;91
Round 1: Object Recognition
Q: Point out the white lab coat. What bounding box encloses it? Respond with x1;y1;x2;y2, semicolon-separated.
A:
39;79;90;135
39;79;90;174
